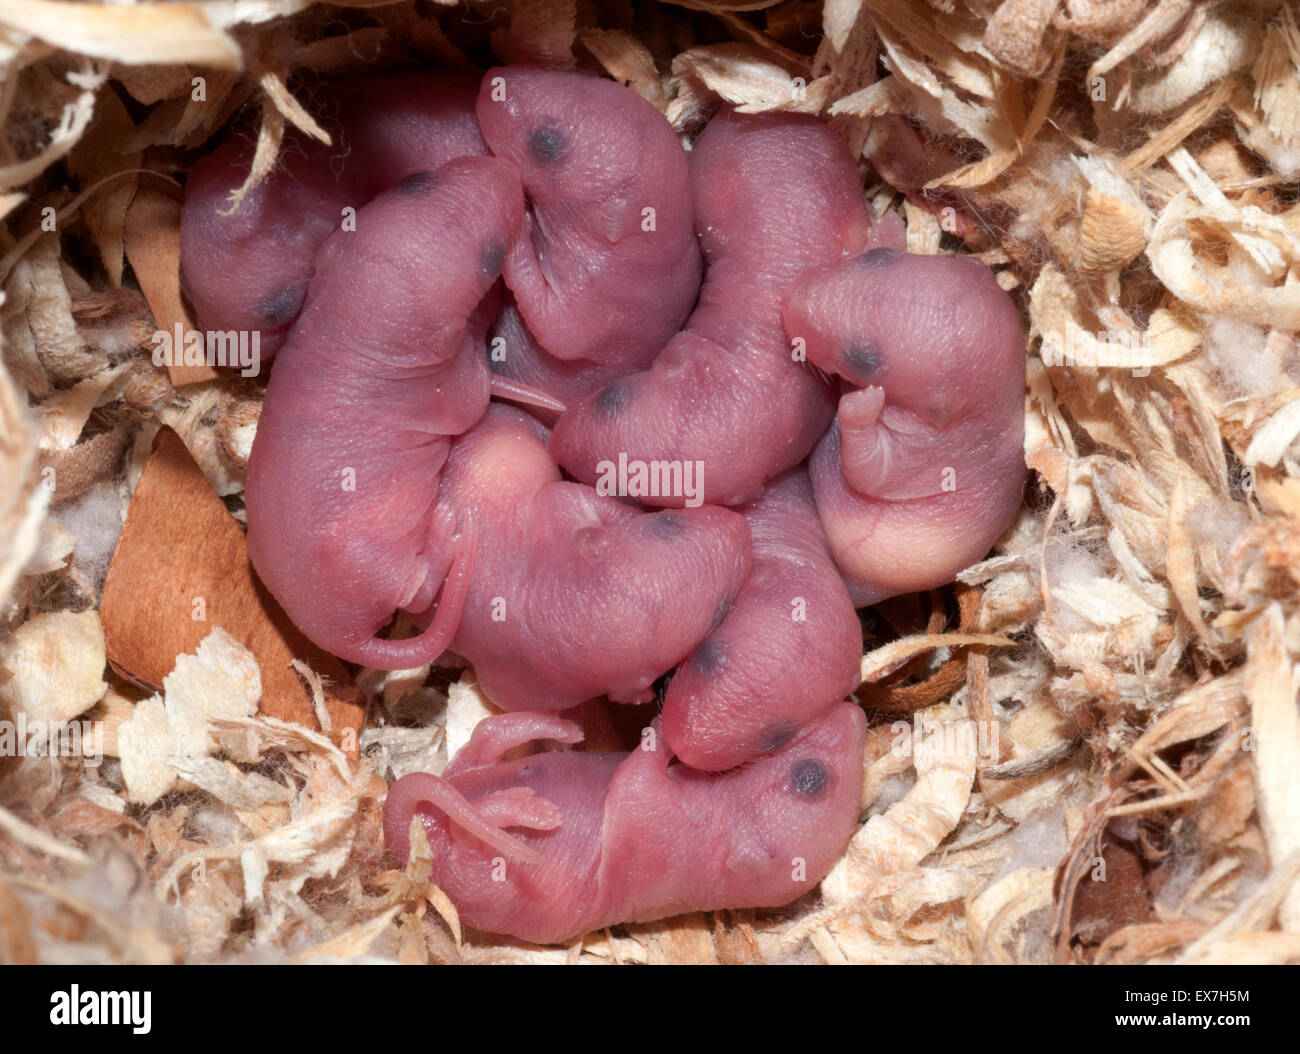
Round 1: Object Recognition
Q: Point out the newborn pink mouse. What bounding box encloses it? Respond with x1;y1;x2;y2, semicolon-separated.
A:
181;71;486;358
383;704;867;944
246;156;523;668
424;403;751;709
661;468;862;772
550;108;895;506
477;66;701;404
782;249;1026;604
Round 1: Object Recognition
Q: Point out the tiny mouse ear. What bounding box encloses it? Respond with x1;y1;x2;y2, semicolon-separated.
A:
865;209;907;252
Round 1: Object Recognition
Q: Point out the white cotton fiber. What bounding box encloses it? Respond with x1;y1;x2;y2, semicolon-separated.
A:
1201;316;1293;398
49;481;125;593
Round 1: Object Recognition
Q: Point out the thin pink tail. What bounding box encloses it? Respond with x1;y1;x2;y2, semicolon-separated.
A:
383;771;542;866
489;373;566;414
351;515;476;669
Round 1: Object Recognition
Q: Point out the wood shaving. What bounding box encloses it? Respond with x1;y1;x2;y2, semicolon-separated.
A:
0;610;106;727
117;627;261;804
0;0;1297;966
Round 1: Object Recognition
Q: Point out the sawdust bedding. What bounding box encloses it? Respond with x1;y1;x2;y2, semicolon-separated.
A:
0;0;1298;964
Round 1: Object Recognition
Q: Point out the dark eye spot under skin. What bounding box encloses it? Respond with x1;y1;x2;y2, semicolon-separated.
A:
480;240;506;276
844;340;881;377
258;286;305;328
790;759;828;799
595;381;629;416
691;637;725;676
527;126;566;164
858;247;901;269
760;721;796;754
648;512;685;538
709;596;732;630
395;170;440;195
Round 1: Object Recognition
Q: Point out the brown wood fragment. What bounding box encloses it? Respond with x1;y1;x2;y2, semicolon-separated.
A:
713;910;763;964
1068;841;1155;952
101;427;364;754
37;421;130;505
122;184;217;388
859;585;984;712
1095;918;1207;964
0;877;37;964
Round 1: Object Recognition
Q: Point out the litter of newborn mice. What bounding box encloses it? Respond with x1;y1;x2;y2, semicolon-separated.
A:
177;64;1026;941
1;0;1297;966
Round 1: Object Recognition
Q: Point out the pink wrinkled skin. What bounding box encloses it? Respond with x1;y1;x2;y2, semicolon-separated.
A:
478;66;701;407
549;108;884;506
782;249;1027;605
426;404;752;709
180;65;1031;945
245;157;523;667
489;300;629;422
382;704;866;945
180;71;486;358
661;468;862;771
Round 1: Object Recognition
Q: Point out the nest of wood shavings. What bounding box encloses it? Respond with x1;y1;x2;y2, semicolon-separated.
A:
1;0;1299;965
